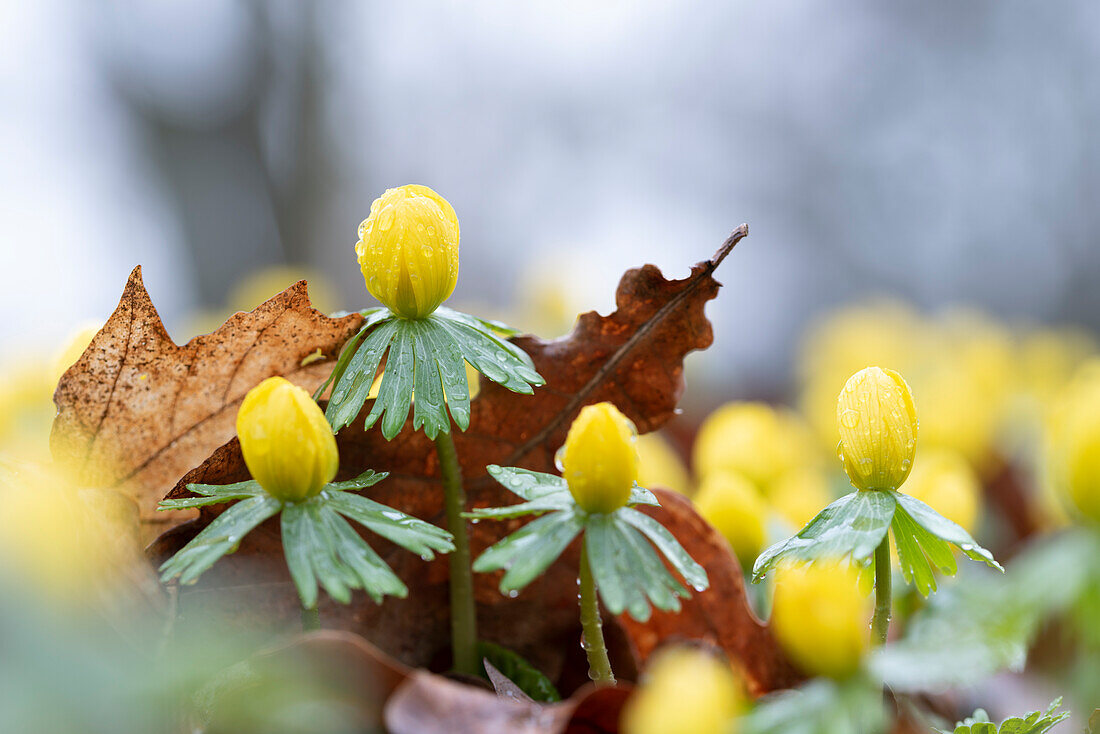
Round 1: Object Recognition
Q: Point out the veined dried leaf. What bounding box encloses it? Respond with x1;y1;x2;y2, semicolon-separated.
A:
51;266;362;532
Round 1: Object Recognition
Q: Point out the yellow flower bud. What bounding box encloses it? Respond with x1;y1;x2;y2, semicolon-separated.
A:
560;402;638;514
771;560;870;679
836;367;918;491
694;471;767;568
621;647;744;734
355;184;460;319
237;377;339;502
903;448;982;534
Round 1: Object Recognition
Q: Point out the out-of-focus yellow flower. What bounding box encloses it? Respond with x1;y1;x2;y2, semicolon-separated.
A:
237;377;339;503
903;448;982;534
836;367;918;491
636;432;691;496
620;646;744;734
560;402;638;514
694;471;767;568
1046;361;1100;524
1018;327;1097;404
771;560;870;679
0;461;143;604
769;467;833;530
693;402;818;491
355;184;459;319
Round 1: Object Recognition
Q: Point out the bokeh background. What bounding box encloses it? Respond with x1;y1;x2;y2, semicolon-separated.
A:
4;0;1100;401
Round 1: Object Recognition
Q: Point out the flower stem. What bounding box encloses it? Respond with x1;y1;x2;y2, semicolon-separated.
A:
435;429;479;676
871;536;892;646
579;539;615;686
301;606;320;632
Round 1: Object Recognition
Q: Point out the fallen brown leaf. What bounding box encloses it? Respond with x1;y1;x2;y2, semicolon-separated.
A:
50;266;362;532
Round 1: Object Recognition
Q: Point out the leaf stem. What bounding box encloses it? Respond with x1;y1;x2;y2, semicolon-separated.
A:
579;540;615;686
301;606;320;632
435;429;480;676
872;536;892;646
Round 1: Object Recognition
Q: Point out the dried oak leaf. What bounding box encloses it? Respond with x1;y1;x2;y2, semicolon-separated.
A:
153;225;796;705
50;266;362;531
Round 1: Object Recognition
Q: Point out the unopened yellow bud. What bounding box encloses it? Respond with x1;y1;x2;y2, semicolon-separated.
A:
621;647;744;734
771;560;870;679
560;402;638;514
836;367;918;491
237;377;339;502
694;471;767;568
355;184;459;319
904;448;981;534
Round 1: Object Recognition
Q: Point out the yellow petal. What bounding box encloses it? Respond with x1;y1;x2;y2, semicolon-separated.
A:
620;646;744;734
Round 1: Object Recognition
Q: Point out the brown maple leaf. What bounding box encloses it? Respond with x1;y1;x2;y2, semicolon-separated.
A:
50;266;362;531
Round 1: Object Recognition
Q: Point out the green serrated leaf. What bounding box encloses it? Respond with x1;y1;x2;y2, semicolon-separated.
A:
627;484;660;507
485;465;568;501
316;504;407;604
940;698;1069;734
368;321;417;440
893;492;1002;573
477;641;561;703
313;308;392;402
326;317;400;431
408;320;451;440
471;509;583;593
419;317;472;430
612;516;689;613
432;314;543;393
157;480;267;510
326;469;388;492
618;507;707;591
753;491;896;582
159;495;282;585
585;514;652;621
325;491;454;558
891;504;950;596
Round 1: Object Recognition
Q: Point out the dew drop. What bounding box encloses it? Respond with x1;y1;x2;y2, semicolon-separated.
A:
422;245;434;258
840;409;861;429
507;590;519;599
554;446;567;472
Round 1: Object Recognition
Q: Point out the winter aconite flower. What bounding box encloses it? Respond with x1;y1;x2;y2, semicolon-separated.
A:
355;184;459;320
237;377;339;503
621;647;744;734
322;184;543;441
159;378;453;611
836;366;918;491
771;560;870;679
755;366;1000;598
560;402;639;514
1047;361;1100;523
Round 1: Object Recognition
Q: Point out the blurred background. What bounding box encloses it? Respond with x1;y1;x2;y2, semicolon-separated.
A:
4;0;1100;401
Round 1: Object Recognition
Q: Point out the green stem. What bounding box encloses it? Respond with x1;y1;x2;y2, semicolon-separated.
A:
435;429;479;676
871;536;892;646
579;540;615;686
301;606;320;632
